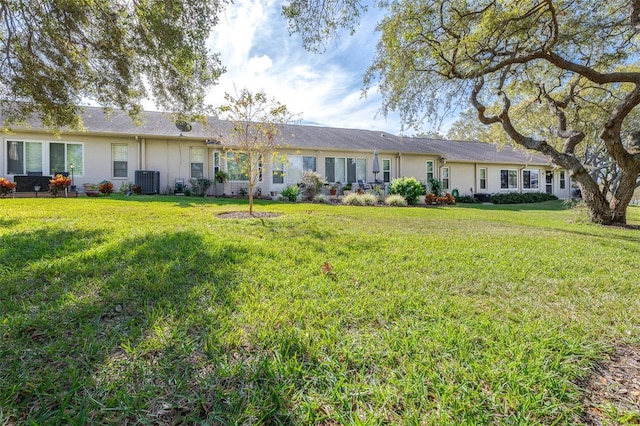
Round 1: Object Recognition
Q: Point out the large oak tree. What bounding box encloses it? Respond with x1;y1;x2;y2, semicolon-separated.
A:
284;0;640;224
0;0;226;129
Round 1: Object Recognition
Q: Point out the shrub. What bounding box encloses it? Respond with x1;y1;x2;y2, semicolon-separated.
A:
313;193;330;203
281;185;299;202
362;192;379;206
99;181;114;195
428;177;442;196
436;193;456;205
188;178;213;197
388;177;425;205
300;170;325;201
49;174;71;196
491;192;559;204
455;195;477;203
342;192;364;206
385;194;408;207
0;177;17;197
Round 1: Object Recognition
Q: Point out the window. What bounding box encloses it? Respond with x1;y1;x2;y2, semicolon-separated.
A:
426;160;434;182
190;147;204;178
50;142;83;176
286;155;317;184
7;140;83;176
500;169;518;189
112;144;128;178
272;156;316;185
325;157;366;183
226;152;249;181
522;169;539;189
382;158;391;183
272;160;285;184
441;167;450;191
479;167;487;190
213;152;221;174
7;141;43;175
559;170;566;189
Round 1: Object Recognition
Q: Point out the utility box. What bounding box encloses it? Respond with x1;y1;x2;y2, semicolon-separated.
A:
474;193;491;203
135;170;160;194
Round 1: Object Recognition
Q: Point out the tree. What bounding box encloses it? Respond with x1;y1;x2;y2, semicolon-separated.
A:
0;0;226;129
284;0;640;225
215;89;295;215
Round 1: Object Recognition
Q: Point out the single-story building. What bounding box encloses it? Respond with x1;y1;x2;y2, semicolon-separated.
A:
1;107;572;199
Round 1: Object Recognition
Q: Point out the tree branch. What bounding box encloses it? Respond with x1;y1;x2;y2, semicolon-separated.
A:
540;83;585;154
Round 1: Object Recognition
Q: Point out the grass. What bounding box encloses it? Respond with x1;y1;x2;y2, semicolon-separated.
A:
1;197;639;424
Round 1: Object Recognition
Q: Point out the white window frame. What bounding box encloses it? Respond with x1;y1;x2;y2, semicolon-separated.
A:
276;155;317;184
382;158;391;183
426;160;435;182
500;169;518;190
6;140;84;176
441;166;450;191
112;144;128;178
226;152;249;181
559;170;566;189
479;167;487;190
522;169;539;190
190;146;205;179
324;157;366;183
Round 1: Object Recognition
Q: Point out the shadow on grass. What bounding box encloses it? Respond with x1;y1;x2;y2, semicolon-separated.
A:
0;229;298;424
0;228;105;270
455;200;571;212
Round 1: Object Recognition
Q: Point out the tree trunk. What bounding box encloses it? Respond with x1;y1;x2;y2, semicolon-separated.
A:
248;182;254;216
609;169;640;224
571;168;614;224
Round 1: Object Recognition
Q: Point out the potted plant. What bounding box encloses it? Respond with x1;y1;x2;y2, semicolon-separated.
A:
329;182;339;196
215;170;229;183
83;183;100;197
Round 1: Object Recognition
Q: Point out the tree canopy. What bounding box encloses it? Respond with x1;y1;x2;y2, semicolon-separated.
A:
284;0;640;224
0;0;226;129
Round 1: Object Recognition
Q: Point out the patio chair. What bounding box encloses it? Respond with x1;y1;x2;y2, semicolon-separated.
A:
357;180;371;191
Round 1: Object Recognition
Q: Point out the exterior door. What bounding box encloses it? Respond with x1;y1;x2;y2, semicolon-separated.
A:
545;171;553;194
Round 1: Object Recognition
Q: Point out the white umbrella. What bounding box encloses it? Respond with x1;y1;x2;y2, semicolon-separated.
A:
372;149;380;181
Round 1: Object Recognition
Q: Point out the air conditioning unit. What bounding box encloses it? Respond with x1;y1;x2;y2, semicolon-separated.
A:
135;170;160;194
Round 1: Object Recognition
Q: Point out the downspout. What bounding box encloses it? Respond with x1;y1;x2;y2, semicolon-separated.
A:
141;138;147;170
519;164;527;194
135;136;141;171
473;163;477;195
397;152;402;178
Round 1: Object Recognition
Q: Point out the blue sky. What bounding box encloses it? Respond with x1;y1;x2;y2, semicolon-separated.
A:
205;0;405;134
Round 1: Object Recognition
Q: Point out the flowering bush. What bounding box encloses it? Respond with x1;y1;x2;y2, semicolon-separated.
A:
300;170;324;201
49;174;71;196
0;177;17;197
388;177;425;205
99;181;114;195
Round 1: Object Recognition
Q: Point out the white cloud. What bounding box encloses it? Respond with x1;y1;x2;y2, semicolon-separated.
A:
205;0;404;134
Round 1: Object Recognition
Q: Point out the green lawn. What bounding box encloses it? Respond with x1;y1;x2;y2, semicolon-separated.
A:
1;197;639;424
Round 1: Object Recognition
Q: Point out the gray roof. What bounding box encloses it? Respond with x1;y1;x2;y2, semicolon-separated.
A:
5;106;550;166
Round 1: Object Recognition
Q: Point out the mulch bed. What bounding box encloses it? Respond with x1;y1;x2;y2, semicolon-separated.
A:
581;345;640;424
216;211;282;219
